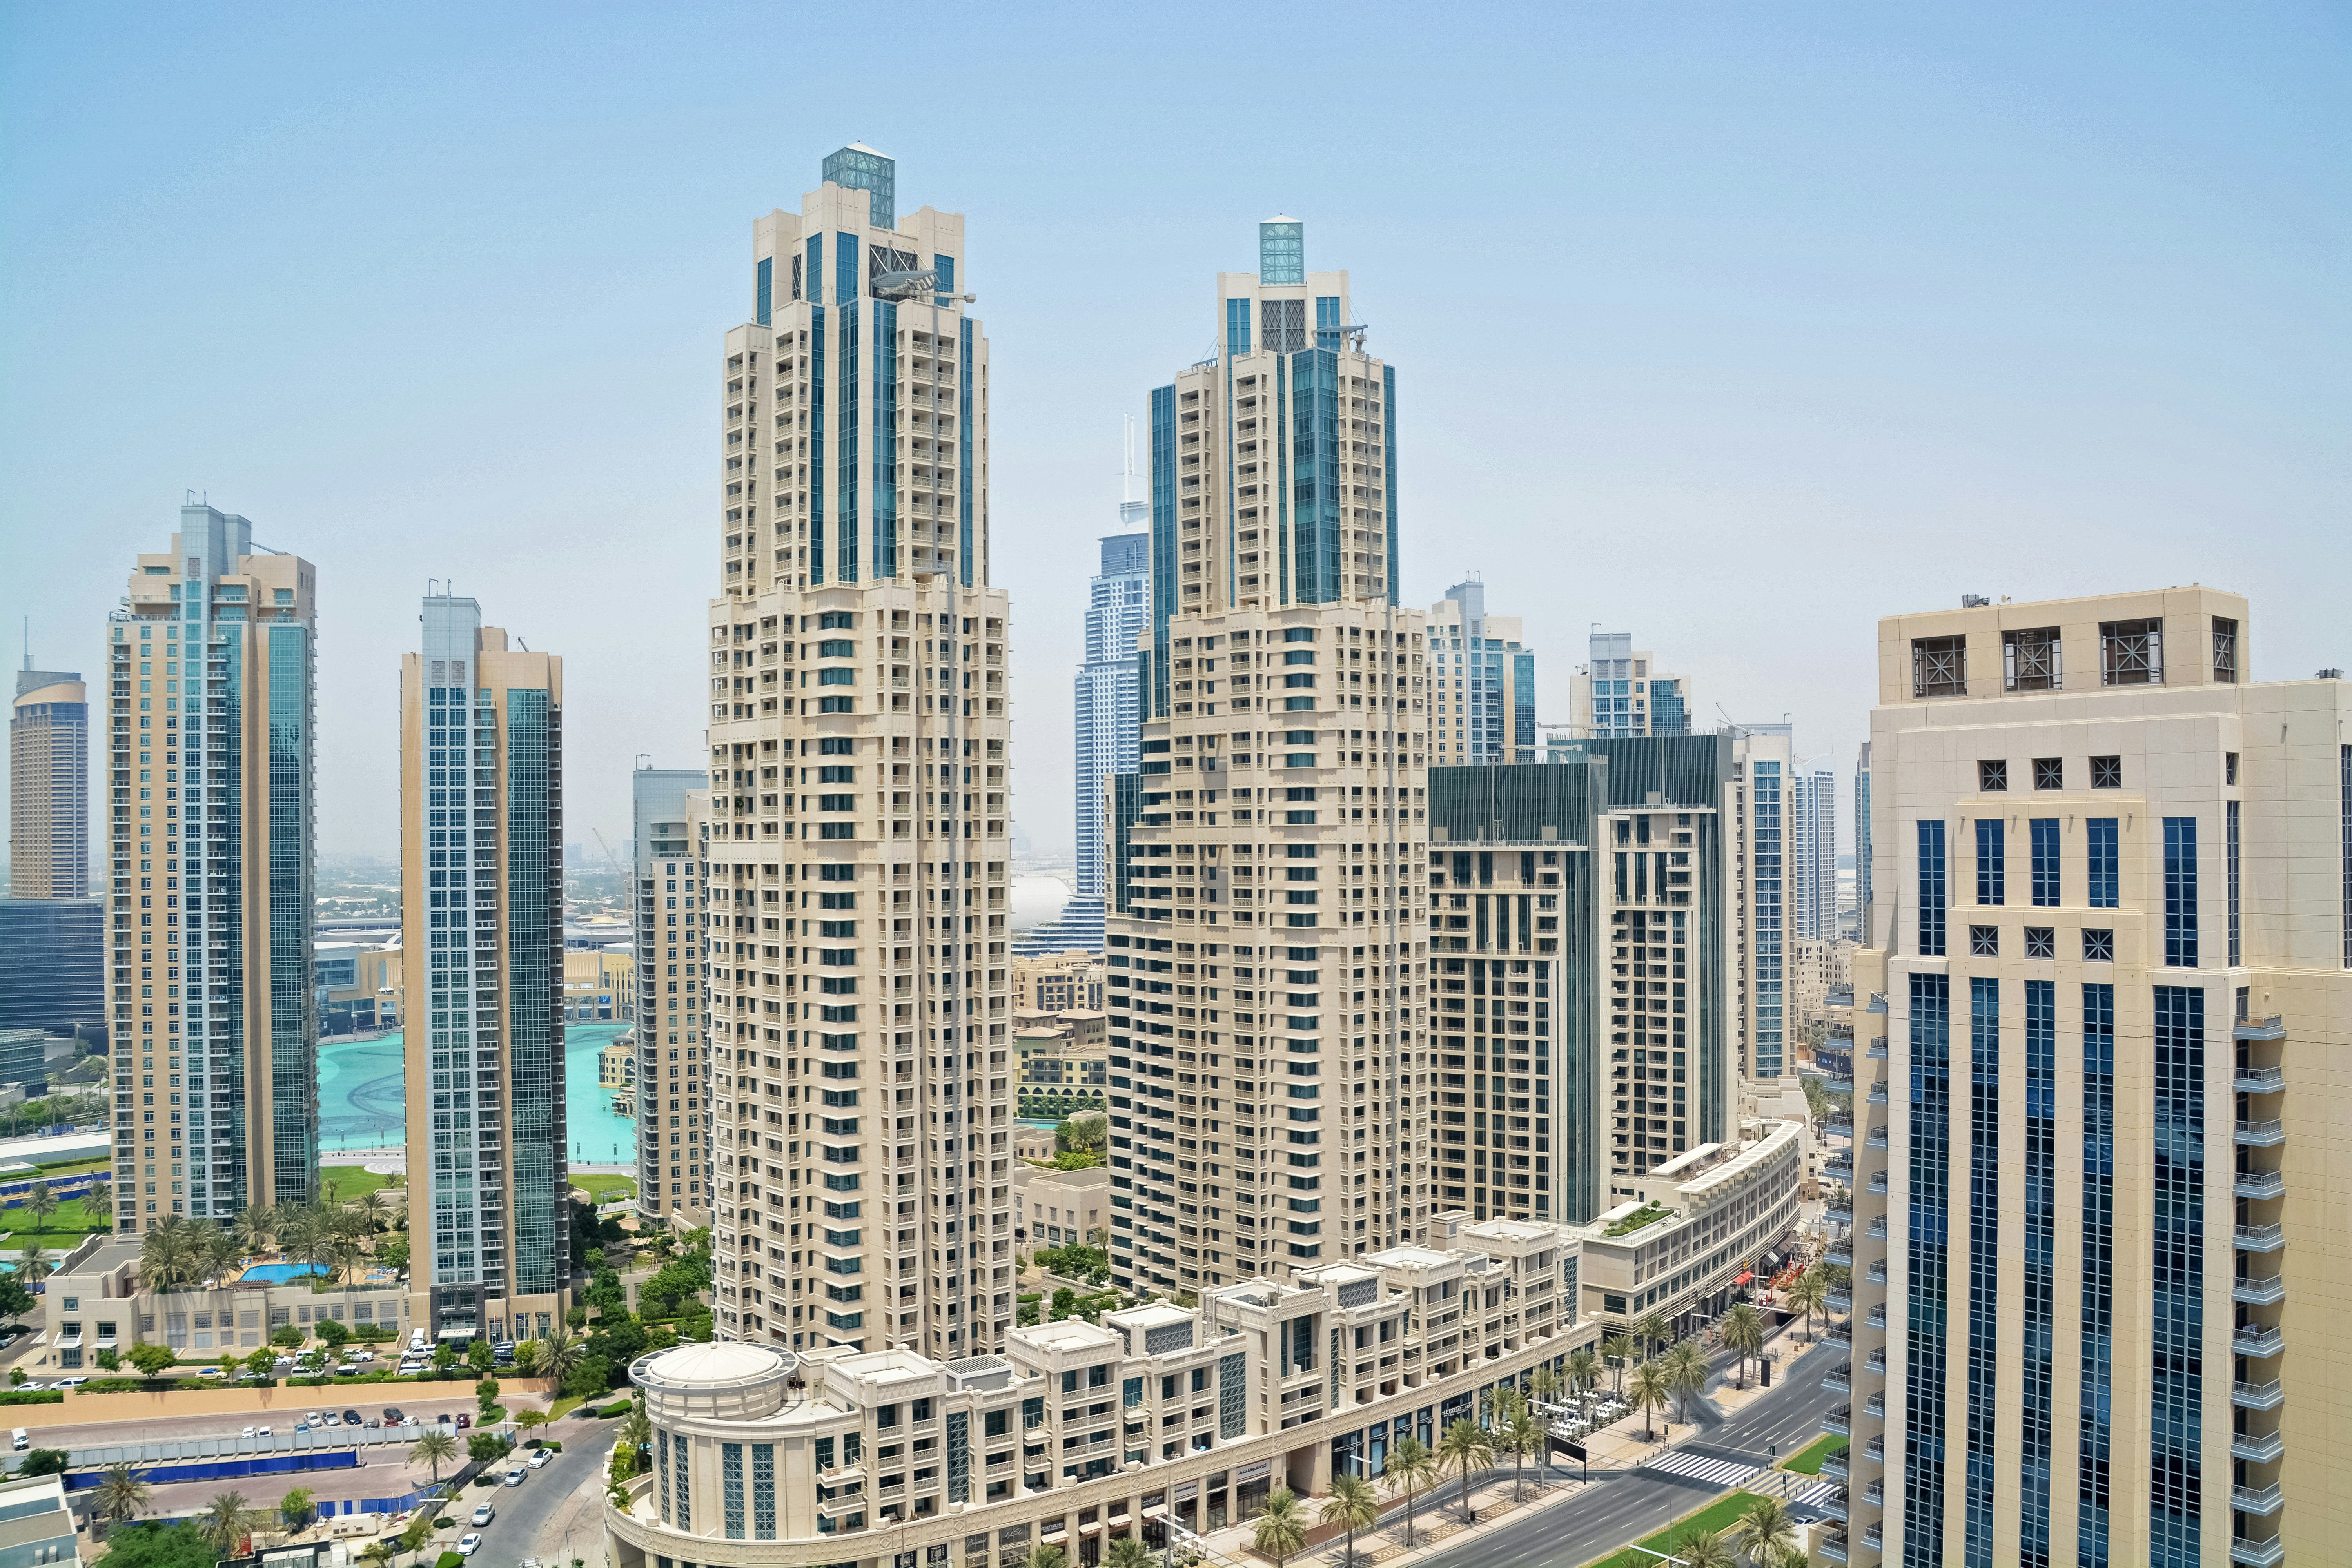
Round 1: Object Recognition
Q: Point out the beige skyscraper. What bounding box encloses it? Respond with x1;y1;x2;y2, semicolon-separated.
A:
105;504;318;1229
399;593;570;1344
1425;578;1536;765
11;653;89;898
1108;218;1432;1298
706;146;1017;1362
1830;587;2345;1568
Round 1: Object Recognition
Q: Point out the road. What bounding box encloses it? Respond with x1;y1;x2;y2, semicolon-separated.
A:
460;1415;616;1568
1414;1332;1843;1568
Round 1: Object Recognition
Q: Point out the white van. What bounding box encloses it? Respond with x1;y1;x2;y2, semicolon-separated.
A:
10;1429;27;1452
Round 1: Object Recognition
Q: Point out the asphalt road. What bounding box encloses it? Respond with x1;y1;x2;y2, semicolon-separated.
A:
453;1419;615;1568
1413;1333;1843;1568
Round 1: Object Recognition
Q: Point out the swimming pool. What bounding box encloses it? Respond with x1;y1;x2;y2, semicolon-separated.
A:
318;1022;640;1163
240;1263;327;1283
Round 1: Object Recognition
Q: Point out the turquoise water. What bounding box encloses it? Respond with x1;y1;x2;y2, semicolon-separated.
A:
241;1263;327;1282
317;1022;639;1165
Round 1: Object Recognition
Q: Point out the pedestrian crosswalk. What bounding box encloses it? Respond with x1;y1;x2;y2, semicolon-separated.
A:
1641;1450;1762;1488
1789;1479;1840;1508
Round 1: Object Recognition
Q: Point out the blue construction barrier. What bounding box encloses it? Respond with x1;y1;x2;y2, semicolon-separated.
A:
65;1450;359;1489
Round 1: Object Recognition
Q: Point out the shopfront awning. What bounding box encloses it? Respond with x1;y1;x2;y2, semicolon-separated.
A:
1735;1272;1754;1285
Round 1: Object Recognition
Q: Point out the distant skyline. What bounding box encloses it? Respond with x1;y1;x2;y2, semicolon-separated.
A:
4;4;2347;862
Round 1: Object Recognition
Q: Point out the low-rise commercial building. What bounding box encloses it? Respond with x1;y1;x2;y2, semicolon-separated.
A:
1016;1165;1110;1250
36;1237;417;1370
1566;1117;1804;1338
1013;952;1106;1013
566;946;636;1023
606;1225;1594;1568
315;938;404;1035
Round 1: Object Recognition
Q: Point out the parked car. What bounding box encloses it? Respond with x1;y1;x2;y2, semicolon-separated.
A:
456;1413;472;1429
470;1504;495;1527
321;1413;342;1428
436;1413;454;1425
526;1449;553;1469
503;1467;525;1487
51;1377;87;1390
382;1407;406;1423
342;1408;363;1426
345;1350;376;1364
238;1426;259;1438
456;1533;484;1556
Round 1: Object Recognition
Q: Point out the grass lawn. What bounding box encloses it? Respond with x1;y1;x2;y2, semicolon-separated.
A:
0;1195;109;1249
547;1394;588;1421
1782;1432;1847;1475
29;1156;111;1178
319;1166;400;1201
573;1174;636;1202
1581;1491;1770;1568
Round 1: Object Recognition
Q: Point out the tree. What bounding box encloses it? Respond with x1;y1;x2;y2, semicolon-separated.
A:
82;1522;213;1568
466;1339;494;1375
95;1345;121;1371
1729;1496;1798;1566
87;1179;113;1221
1635;1310;1670;1366
397;1515;434;1566
126;1341;179;1379
466;1432;510;1464
280;1485;318;1533
408;1429;460;1485
234;1203;277;1259
537;1324;586;1385
619;1395;652;1461
272;1324;305;1348
22;1183;57;1235
15;1248;51;1285
379;1234;410;1270
196;1491;261;1559
1320;1471;1379;1567
1029;1547;1070;1568
1496;1395;1544;1501
1678;1528;1739;1568
16;1448;69;1476
1664;1339;1710;1424
1602;1333;1638;1398
1784;1267;1830;1345
510;1338;546;1377
1250;1488;1308;1568
358;1188;388;1231
1628;1357;1671;1442
93;1462;153;1537
1722;1302;1767;1391
1566;1347;1601;1425
316;1316;352;1348
1437;1417;1493;1521
0;1272;33;1322
430;1341;457;1374
245;1345;278;1381
1104;1536;1155;1568
1529;1363;1561;1413
1381;1433;1436;1547
139;1217;195;1292
514;1409;549;1443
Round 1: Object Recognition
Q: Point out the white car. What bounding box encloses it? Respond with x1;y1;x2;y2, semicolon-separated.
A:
456;1533;484;1557
238;1426;258;1438
470;1504;495;1526
51;1377;87;1390
321;1413;342;1428
526;1449;552;1469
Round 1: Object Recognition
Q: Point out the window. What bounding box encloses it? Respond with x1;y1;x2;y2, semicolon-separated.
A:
2024;926;2055;958
2225;752;2238;787
2227;800;2241;967
1970;924;2000;957
1918;821;1948;956
2212;617;2238;683
2033;757;2064;791
2082;928;2114;962
2099;619;2162;686
2030;819;2060;907
2163;817;2197;967
2090;755;2122;790
2004;626;2062;691
1912;635;1966;699
1976;819;2005;906
1978;759;2008;793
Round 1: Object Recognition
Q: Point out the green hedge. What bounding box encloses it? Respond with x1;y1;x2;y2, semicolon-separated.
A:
0;1390;62;1406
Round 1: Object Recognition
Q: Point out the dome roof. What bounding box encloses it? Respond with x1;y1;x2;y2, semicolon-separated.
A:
643;1341;789;1388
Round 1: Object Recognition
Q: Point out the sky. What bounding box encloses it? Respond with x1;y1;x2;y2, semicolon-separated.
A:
4;2;2347;868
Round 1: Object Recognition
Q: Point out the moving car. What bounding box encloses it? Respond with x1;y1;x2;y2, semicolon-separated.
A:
456;1533;483;1557
470;1504;495;1527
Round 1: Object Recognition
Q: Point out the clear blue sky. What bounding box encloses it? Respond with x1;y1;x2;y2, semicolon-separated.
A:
4;3;2346;864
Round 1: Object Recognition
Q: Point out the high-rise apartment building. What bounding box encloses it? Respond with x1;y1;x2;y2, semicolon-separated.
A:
1792;766;1838;940
1020;510;1149;957
633;762;710;1229
1831;588;2345;1568
1567;632;1690;740
704;147;1017;1363
0;895;104;1039
1107;218;1429;1298
105;503;318;1229
399;593;570;1342
1729;722;1794;1088
1854;739;1873;938
11;654;89;898
1426;579;1536;764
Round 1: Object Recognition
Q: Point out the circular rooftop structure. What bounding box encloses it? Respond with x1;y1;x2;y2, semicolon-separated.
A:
641;1341;791;1390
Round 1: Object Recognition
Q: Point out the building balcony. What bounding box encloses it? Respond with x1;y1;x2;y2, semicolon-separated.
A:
2231;1325;2284;1359
1862;1394;1884;1421
1866;1305;1887;1329
2233;1065;2285;1094
1864;1351;1886;1376
2230;1428;2285;1464
1824;1073;1854;1094
2234;1014;2287;1042
1826;1292;1852;1316
1824;1403;1851;1437
2235;1223;2285;1254
1866;1083;1889;1105
2234;1168;2286;1200
2232;1484;2285;1517
1867;1171;1889;1194
1825;1200;1854;1227
2230;1535;2285;1567
2232;1379;2284;1412
1825;1242;1853;1270
1820;1447;1850;1483
2235;1119;2285;1147
1818;1529;1849;1563
2234;1274;2286;1307
1822;1367;1851;1396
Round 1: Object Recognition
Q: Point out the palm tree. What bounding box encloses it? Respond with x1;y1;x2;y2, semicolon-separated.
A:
1627;1357;1671;1442
1602;1333;1638;1398
1784;1267;1830;1344
1104;1538;1155;1568
1250;1488;1308;1568
87;1178;111;1219
1566;1347;1601;1425
1729;1495;1798;1566
16;1247;51;1285
202;1225;243;1285
1529;1363;1561;1413
1635;1310;1671;1366
1496;1397;1544;1501
619;1398;653;1461
92;1463;151;1538
1664;1339;1710;1424
1722;1302;1767;1390
358;1187;389;1232
1381;1434;1437;1548
197;1490;261;1557
1677;1527;1739;1568
1437;1417;1492;1521
22;1182;58;1236
1320;1472;1379;1567
1029;1547;1070;1568
234;1203;278;1258
538;1325;586;1388
139;1218;194;1292
408;1429;460;1485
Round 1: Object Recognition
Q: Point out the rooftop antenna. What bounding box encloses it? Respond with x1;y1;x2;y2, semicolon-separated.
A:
22;616;29;673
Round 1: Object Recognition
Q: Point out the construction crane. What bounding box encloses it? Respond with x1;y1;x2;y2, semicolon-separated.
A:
591;827;629;877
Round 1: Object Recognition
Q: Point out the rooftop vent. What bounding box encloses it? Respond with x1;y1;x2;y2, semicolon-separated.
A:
1960;594;1992;608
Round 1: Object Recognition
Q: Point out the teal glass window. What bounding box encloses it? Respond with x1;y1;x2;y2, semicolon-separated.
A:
1226;299;1251;356
756;258;772;327
1259;219;1303;284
